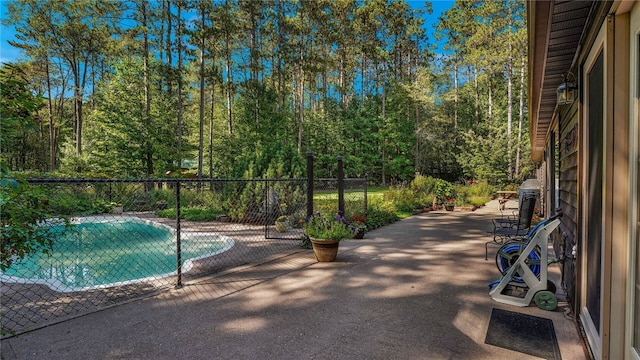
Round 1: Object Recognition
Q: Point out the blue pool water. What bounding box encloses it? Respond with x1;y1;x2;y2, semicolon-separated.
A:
1;217;234;292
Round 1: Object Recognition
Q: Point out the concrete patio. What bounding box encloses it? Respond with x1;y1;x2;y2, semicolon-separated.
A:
1;200;587;360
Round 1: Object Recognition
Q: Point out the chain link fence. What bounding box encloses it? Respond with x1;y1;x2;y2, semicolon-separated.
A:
312;178;368;217
1;176;367;337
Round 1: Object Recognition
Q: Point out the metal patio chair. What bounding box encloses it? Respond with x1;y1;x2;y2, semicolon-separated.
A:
485;194;537;260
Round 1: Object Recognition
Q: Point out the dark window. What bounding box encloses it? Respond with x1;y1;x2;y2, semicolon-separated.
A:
586;51;604;333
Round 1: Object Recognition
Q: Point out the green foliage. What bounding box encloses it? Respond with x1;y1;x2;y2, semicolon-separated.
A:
381;83;418;182
222;181;264;221
3;0;530;187
369;176;494;213
219;182;245;221
218;85;307;179
153;189;176;207
0;64;45;171
433;178;456;202
384;188;428;213
467;196;491;207
457;179;495;197
155;206;223;222
80;58;178;177
503;183;519;191
0;167;70;271
304;211;353;241
175;188;221;209
409;174;439;195
46;189;113;215
364;201;401;229
453;180;495;207
91;199;114;214
339;104;382;178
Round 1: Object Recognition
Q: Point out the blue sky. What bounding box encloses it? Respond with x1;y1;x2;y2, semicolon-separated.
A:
0;3;22;64
0;0;453;65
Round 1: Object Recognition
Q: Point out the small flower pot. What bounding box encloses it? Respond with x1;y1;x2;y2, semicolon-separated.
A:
445;204;455;211
275;221;288;233
353;228;365;239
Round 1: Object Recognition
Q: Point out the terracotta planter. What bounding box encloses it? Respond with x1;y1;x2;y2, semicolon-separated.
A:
310;238;340;262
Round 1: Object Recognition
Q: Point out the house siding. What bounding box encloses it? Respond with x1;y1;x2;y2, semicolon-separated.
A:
528;1;640;358
555;102;580;307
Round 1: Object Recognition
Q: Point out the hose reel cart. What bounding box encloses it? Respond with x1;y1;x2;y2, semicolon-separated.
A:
489;209;563;310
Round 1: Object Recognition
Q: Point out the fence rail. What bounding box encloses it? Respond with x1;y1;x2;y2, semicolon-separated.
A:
1;175;366;337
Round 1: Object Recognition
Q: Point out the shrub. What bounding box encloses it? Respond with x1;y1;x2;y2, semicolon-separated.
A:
221;181;262;221
434;178;455;203
453;179;495;207
365;206;400;230
155;206;223;221
384;188;418;213
48;192;94;215
0;176;71;271
384;185;432;213
462;179;495;197
152;189;176;207
468;196;491;207
409;174;439;195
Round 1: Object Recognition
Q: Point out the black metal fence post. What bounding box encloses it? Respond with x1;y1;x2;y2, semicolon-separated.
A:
175;180;182;288
306;151;314;218
264;179;269;232
363;182;368;216
337;156;344;214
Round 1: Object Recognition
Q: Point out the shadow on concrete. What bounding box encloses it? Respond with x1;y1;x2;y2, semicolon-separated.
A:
1;204;586;360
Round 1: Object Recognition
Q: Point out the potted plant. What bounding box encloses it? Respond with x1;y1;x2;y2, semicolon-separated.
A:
349;215;367;239
274;215;289;233
434;179;456;210
110;202;124;214
443;197;455;211
304;210;353;262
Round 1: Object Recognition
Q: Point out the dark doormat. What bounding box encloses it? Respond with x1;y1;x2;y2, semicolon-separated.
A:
485;308;561;360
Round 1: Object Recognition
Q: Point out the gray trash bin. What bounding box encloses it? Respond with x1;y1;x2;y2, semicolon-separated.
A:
518;179;541;209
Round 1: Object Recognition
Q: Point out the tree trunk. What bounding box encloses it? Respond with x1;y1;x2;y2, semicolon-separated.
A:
453;59;458;129
45;57;56;171
225;0;233;135
506;7;514;180
474;66;479;125
177;3;184;169
165;0;173;97
70;55;82;157
297;66;305;153
209;81;215;178
142;0;153;177
516;53;525;178
198;6;206;179
225;34;233;135
361;54;366;100
339;50;346;107
381;69;387;186
487;75;493;125
159;0;165;90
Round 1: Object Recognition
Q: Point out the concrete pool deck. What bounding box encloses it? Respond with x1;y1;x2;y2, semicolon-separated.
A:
1;200;588;359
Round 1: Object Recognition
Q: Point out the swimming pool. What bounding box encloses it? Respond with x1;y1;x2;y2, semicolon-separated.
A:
1;216;234;292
